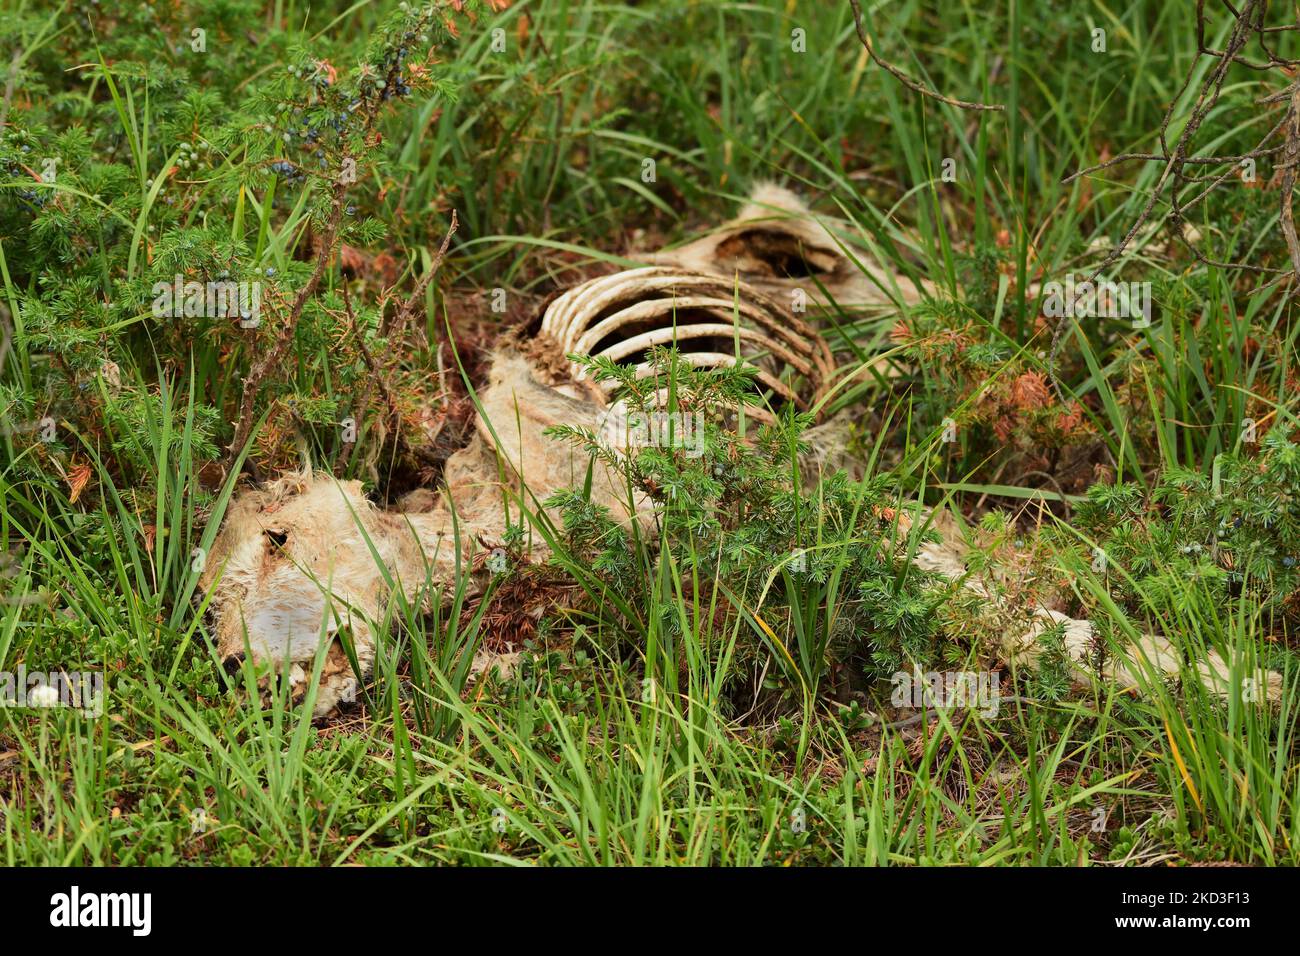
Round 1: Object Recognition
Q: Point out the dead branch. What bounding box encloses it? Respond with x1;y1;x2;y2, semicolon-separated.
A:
0;48;22;131
336;211;458;470
847;0;1005;113
223;181;350;472
1048;0;1300;398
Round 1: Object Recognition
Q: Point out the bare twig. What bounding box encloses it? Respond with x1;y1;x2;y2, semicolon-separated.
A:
223;182;351;471
0;48;22;131
336;211;459;471
221;2;460;474
847;0;1004;113
1280;88;1300;281
386;210;459;339
1048;0;1300;398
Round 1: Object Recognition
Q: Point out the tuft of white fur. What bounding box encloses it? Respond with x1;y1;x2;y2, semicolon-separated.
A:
644;181;934;306
733;181;816;223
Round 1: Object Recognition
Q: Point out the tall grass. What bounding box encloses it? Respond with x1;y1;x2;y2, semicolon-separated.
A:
0;0;1296;866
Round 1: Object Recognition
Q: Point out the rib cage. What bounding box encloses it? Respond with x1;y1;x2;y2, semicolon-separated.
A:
539;266;834;423
201;184;1285;716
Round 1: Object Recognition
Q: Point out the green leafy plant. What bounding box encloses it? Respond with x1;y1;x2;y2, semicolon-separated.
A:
546;347;946;707
1072;433;1300;630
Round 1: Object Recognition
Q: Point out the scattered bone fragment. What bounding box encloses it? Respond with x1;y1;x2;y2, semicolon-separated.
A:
915;522;1281;702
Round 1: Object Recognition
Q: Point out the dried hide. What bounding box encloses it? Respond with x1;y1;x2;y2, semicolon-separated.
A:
643;182;936;309
201;350;652;715
201;185;1279;716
